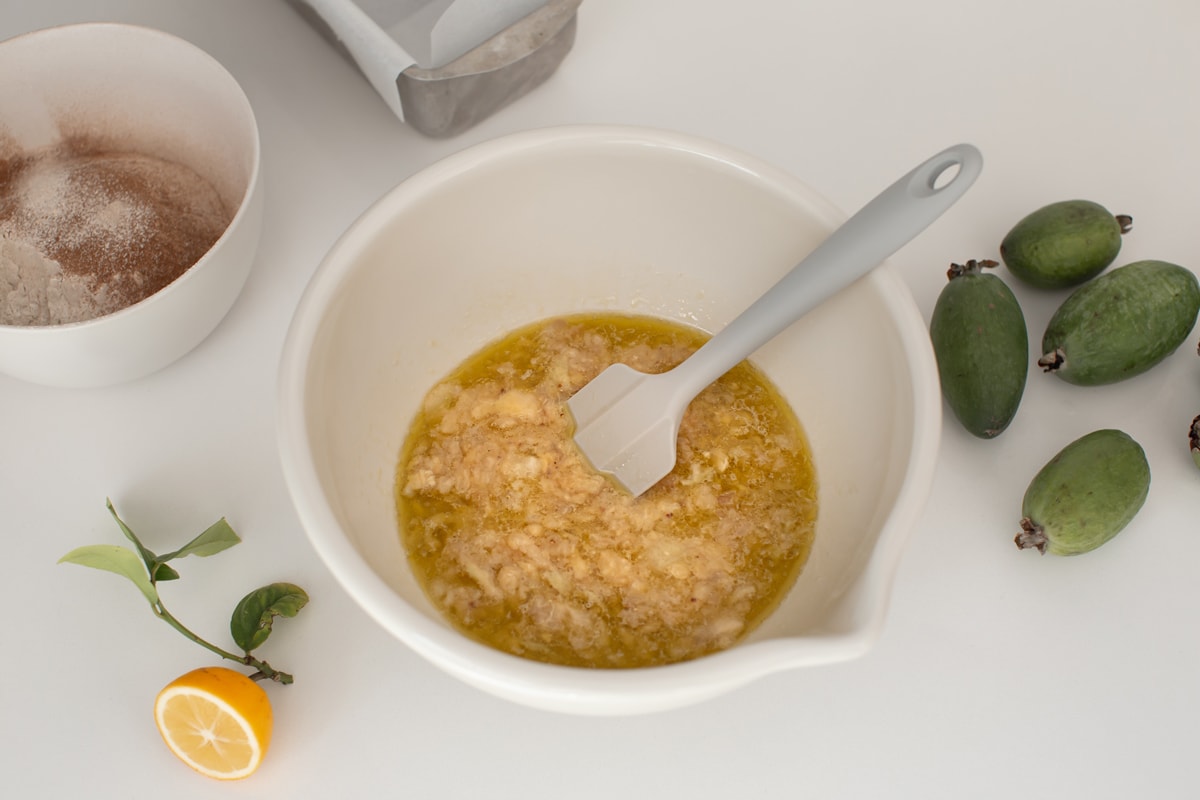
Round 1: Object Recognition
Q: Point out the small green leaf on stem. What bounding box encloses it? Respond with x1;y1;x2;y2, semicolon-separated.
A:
105;499;240;582
159;518;241;562
231;583;310;653
59;544;159;606
155;564;182;582
106;498;161;574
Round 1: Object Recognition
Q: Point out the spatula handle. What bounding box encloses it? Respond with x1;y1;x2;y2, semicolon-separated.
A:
671;143;983;399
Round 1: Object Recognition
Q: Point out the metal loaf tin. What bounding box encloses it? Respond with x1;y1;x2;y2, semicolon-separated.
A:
288;0;582;137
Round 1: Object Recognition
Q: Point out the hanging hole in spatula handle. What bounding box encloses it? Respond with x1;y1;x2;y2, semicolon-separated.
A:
930;161;961;191
910;144;982;197
788;143;983;287
665;144;984;403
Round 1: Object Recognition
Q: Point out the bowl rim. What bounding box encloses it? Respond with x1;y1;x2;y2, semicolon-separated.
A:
276;124;942;714
0;21;262;335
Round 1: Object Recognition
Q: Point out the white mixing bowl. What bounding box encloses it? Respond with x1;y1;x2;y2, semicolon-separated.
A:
278;125;941;715
0;23;262;387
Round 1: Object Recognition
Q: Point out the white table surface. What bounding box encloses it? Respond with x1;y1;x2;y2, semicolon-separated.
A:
4;1;1199;797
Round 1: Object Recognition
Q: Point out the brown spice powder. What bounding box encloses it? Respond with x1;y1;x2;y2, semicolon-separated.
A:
0;136;232;326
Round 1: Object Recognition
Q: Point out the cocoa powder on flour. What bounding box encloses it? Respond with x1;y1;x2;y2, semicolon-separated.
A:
0;136;232;326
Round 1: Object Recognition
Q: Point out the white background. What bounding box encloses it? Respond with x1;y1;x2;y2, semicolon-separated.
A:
2;1;1199;797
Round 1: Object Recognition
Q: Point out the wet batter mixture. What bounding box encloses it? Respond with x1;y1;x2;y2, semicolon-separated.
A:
396;314;817;668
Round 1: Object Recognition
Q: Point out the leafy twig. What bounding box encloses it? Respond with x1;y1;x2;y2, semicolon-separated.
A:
59;499;308;684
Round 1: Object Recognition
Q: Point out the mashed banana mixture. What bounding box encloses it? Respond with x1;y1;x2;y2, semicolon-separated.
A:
396;314;817;668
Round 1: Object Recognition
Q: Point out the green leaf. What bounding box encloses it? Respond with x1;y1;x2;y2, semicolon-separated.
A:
106;501;240;584
106;498;161;573
59;544;159;606
159;518;241;562
153;563;181;582
230;583;309;653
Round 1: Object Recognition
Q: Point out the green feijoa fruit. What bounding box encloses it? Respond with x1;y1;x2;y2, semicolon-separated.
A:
1000;199;1132;289
1016;429;1150;556
1039;260;1200;385
929;259;1029;438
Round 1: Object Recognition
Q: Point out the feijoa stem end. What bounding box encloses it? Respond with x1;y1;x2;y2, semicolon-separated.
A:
1037;349;1065;373
1015;518;1048;554
1115;214;1133;234
1189;414;1200;469
946;259;999;280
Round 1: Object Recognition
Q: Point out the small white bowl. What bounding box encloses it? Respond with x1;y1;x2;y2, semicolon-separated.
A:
0;23;262;388
278;125;941;715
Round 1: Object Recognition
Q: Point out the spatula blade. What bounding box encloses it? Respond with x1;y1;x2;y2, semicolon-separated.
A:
567;363;682;496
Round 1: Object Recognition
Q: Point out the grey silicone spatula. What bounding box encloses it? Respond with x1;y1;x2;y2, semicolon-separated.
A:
567;143;983;497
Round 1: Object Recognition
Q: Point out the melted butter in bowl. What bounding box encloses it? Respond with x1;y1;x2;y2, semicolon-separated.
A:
396;313;817;668
279;125;941;714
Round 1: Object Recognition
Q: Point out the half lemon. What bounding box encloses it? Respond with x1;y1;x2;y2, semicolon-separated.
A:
154;666;273;780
